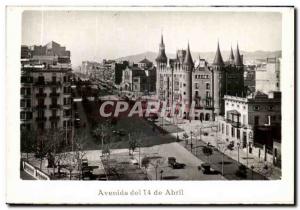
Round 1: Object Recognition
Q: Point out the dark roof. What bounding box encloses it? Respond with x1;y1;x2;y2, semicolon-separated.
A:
213;42;224;66
155;35;168;63
228;46;235;62
234;44;243;66
183;43;194;66
139;58;152;64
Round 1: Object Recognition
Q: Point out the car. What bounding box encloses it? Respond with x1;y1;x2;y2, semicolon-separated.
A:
129;158;138;165
168;157;176;166
200;163;211;174
172;162;186;169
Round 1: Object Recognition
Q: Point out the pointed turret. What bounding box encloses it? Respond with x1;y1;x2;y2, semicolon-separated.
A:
183;43;194;67
234;43;243;66
228;46;235;64
213;42;224;66
155;34;168;63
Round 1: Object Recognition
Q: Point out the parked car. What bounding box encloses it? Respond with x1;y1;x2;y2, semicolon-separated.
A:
168;157;176;166
172;162;186;169
168;157;185;169
200;163;211;174
129;158;138;165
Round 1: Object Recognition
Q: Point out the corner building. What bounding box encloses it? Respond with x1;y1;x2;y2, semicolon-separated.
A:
156;35;245;120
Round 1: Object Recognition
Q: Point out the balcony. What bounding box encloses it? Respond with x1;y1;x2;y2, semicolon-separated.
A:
49;92;60;97
49;104;61;109
36;116;47;122
226;118;242;128
36;93;47;98
34;81;46;86
21;94;32;99
49;116;60;121
63;104;72;109
47;81;62;86
35;104;46;110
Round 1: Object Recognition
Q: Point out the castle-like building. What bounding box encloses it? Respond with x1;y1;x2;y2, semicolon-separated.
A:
155;35;245;120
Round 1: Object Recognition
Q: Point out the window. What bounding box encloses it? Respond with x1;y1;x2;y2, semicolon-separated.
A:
226;125;229;136
206;83;210;90
195;83;199;89
20;111;26;120
20;99;25;108
183;83;186;87
206;91;210;98
237;129;240;139
21;87;25;95
254;106;260;111
268;106;273;111
183;92;186;95
254;116;259;125
222;124;224;134
231;127;235;138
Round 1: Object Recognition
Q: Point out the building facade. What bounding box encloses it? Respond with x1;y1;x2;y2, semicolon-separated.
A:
155;35;245;120
255;57;281;94
217;91;281;164
20;41;73;132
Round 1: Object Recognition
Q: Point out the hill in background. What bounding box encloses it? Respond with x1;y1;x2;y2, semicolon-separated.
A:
115;50;282;64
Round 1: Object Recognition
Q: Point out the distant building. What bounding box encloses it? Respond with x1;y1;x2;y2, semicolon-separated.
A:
137;57;153;69
244;65;256;94
255;57;280;94
217;91;281;165
20;41;73;134
112;61;129;85
120;65;156;95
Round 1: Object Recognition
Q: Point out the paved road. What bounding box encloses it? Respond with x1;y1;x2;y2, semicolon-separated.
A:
135;142;225;180
180;139;267;180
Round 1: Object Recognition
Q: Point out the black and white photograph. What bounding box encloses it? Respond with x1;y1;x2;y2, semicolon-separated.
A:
5;6;295;205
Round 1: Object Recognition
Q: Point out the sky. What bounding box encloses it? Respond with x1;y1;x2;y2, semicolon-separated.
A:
22;10;282;66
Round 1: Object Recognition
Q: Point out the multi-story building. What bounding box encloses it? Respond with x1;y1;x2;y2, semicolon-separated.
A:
20;41;73;132
255;57;281;94
217;91;281;165
155;35;245;120
120;64;156;95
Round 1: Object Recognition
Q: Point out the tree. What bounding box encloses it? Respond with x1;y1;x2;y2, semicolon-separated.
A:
202;146;213;163
128;132;142;155
73;130;88;180
21;128;36;160
141;156;150;169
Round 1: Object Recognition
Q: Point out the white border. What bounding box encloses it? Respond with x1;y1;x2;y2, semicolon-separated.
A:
5;6;294;205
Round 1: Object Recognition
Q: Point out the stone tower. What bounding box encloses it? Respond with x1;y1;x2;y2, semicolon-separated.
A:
182;43;194;106
212;42;225;117
155;35;168;100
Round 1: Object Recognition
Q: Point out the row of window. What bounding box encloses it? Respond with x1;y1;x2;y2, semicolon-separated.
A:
195;83;210;90
195;74;210;79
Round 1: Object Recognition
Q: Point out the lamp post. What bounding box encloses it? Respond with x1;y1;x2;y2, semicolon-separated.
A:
237;142;240;163
251;165;254;180
160;170;164;180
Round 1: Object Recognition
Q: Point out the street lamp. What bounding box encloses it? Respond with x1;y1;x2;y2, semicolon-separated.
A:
251;165;255;180
237;142;240;163
160;170;164;180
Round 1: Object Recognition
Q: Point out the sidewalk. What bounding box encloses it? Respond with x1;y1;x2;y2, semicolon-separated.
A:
162;117;281;180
